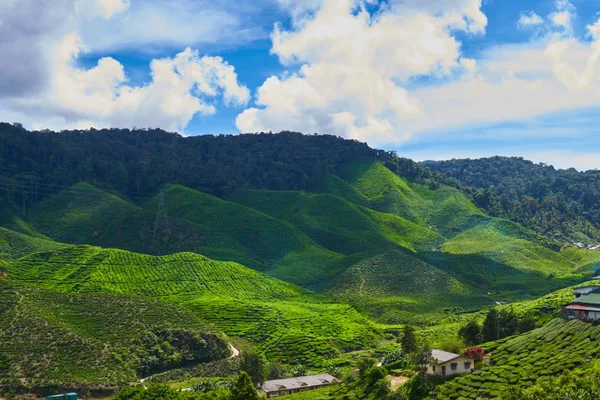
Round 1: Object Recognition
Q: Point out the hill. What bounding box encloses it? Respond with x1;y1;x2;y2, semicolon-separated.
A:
2;244;377;366
425;156;600;242
0;279;229;395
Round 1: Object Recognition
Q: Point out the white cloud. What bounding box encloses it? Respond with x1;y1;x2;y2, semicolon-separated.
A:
75;0;266;53
19;38;249;132
0;0;250;132
238;0;600;147
549;0;575;31
237;0;485;144
518;12;544;28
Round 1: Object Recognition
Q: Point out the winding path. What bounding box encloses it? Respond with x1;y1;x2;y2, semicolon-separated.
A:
140;343;240;385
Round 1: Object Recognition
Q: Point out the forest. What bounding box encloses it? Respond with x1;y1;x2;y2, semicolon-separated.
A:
426;157;600;243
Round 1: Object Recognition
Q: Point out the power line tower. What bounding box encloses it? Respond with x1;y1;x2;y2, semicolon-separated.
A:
153;190;170;239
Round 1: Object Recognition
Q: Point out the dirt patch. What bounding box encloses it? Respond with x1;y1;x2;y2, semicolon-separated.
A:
387;375;409;390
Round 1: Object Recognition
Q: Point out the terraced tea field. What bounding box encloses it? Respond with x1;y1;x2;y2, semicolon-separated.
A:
3;245;377;366
0;279;229;393
329;250;491;324
436;319;600;399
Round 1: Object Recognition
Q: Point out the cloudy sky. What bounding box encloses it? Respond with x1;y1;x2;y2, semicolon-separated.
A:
2;0;600;170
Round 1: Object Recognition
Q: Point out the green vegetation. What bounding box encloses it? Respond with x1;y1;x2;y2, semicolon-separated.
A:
329;251;489;324
427;156;600;242
0;279;229;395
2;244;377;368
436;319;600;399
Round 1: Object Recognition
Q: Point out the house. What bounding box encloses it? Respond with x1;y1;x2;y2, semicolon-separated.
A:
260;374;338;398
563;290;600;322
426;349;475;377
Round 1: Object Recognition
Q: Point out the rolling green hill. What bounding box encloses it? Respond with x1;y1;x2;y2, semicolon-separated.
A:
229;189;443;254
0;279;229;395
2;244;377;367
328;250;491;324
342;160;484;232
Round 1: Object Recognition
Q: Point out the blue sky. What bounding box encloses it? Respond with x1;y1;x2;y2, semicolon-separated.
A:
2;0;600;170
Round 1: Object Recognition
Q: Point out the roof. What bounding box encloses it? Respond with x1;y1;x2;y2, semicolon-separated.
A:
431;349;471;364
566;304;600;312
572;293;600;306
261;374;338;393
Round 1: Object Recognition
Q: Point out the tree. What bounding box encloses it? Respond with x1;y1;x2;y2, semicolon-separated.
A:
482;308;499;342
240;350;265;386
400;325;418;355
266;362;288;380
230;372;260;400
291;364;308;377
458;320;482;345
356;357;376;380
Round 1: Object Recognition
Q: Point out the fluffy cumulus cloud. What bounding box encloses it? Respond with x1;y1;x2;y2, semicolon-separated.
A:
549;0;575;31
0;0;249;132
518;12;544;28
237;0;487;144
238;0;600;146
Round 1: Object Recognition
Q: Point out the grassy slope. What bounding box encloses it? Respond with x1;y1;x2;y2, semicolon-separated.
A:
0;227;67;260
25;183;259;265
147;184;346;288
0;279;229;393
342;160;484;231
3;245;376;366
229;190;443;255
436;319;600;400
328;250;491;324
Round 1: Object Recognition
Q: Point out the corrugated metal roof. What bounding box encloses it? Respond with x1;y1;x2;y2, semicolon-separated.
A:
566;304;591;310
431;349;468;364
261;374;338;393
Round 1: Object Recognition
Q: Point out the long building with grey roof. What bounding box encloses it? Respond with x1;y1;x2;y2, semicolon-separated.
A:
260;373;338;398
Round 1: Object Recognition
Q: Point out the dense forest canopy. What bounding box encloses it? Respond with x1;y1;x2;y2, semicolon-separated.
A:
425;157;600;243
5;123;600;244
0;122;440;206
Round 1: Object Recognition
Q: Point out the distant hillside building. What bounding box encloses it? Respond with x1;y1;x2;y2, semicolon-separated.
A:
260;374;338;398
426;349;475;376
563;289;600;322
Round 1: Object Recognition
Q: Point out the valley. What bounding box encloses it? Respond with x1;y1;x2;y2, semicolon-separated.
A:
1;128;599;399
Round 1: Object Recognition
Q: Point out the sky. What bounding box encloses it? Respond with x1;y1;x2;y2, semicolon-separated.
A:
1;0;600;170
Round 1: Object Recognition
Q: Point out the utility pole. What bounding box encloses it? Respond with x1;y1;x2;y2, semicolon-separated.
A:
153;190;170;239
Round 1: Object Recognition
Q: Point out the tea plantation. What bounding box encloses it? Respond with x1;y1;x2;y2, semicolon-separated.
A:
2;243;378;367
0;279;229;394
435;319;600;399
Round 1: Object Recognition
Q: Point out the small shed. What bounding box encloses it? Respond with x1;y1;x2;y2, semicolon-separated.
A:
426;349;475;377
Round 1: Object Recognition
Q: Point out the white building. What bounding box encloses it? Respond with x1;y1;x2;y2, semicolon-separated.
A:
426;349;475;377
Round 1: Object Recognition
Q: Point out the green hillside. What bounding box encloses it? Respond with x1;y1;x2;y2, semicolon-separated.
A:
436;319;600;399
146;184;346;288
229;190;443;254
342;160;484;231
0;227;67;260
3;245;376;366
25;182;261;265
442;219;579;276
328;250;491;324
0;279;229;395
